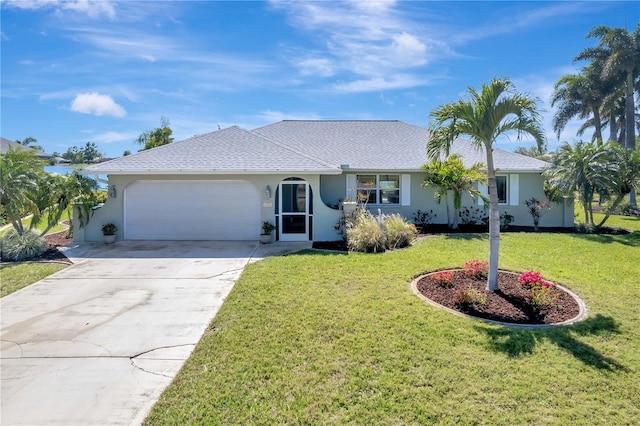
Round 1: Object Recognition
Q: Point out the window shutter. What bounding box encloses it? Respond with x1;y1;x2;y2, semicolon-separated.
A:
509;174;519;206
346;174;356;200
401;174;411;206
478;182;488;205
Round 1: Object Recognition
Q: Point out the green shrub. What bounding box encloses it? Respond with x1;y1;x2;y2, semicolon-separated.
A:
453;285;487;308
384;214;417;249
346;210;386;253
1;229;48;261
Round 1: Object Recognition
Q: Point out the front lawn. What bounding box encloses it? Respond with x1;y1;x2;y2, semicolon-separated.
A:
145;217;640;424
0;262;67;297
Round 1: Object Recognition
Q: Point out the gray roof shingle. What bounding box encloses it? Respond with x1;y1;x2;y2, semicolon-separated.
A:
83;120;548;175
83;126;340;174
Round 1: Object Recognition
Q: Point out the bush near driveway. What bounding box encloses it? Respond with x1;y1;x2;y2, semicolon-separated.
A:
145;217;639;425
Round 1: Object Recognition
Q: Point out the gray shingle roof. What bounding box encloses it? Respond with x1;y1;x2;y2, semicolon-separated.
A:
82;126;340;174
82;120;548;175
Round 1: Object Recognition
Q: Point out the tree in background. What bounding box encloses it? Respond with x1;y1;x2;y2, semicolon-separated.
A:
60;142;103;163
574;24;640;206
514;145;549;161
82;142;101;163
576;24;639;152
16;136;44;151
551;64;609;144
136;117;174;151
421;154;487;229
545;141;615;227
427;77;545;291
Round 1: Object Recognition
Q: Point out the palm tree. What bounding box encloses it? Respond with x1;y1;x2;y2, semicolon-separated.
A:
576;24;640;151
1;148;98;237
551;64;608;144
427;78;545;291
576;24;640;205
545;141;615;227
0;148;43;234
421;154;487;229
594;144;640;227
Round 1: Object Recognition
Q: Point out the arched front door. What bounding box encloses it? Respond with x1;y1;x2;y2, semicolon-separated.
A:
279;179;309;242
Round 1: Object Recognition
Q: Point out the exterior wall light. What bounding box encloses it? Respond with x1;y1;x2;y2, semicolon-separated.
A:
264;185;271;199
108;184;117;198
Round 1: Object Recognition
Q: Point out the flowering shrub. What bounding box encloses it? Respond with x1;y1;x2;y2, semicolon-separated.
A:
432;270;454;288
463;259;489;279
453;286;487;308
518;270;545;286
524;197;550;231
519;270;559;309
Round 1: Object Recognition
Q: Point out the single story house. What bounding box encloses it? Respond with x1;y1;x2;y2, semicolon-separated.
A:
76;120;573;242
1;137;52;161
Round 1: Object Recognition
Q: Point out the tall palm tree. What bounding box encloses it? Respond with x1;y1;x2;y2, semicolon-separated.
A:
427;78;545;291
421;154;487;229
551;64;609;144
576;24;640;205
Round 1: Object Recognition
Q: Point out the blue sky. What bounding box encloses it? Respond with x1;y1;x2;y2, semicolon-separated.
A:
1;0;638;158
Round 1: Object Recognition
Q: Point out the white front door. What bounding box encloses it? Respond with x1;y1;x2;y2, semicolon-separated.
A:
279;181;308;242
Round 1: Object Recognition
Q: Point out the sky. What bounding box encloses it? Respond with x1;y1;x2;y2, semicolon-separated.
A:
1;0;638;158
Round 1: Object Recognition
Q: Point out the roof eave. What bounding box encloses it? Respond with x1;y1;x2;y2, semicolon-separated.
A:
80;168;343;176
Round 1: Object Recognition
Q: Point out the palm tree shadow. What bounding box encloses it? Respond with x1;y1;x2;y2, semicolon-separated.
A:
475;314;627;371
444;233;489;241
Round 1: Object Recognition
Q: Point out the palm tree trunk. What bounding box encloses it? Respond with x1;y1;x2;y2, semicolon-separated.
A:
592;106;603;144
485;147;500;291
625;71;637;207
444;192;452;228
609;110;618;143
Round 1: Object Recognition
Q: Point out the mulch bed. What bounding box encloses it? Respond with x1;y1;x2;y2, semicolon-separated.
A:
416;270;581;325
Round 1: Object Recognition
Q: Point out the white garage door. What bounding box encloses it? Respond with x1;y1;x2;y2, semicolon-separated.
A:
124;180;260;240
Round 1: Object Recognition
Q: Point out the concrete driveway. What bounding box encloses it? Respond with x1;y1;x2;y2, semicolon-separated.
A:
1;240;310;426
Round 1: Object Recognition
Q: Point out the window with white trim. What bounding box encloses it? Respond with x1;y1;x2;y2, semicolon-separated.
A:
356;174;400;205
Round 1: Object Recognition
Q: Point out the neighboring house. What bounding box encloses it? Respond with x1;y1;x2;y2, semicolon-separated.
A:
76;120;573;242
1;137;52;160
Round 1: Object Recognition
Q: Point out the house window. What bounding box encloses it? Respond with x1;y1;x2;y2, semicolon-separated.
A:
495;176;507;204
356;174;400;204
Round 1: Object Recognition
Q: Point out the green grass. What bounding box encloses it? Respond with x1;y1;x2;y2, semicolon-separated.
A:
145;217;640;424
0;262;67;297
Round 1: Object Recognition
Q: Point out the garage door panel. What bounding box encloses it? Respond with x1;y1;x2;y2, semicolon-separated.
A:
125;180;260;240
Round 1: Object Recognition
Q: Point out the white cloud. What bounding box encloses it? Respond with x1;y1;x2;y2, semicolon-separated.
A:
91;130;138;143
332;74;428;93
272;1;442;91
62;0;115;19
295;57;335;77
70;92;126;117
258;109;322;123
4;0;116;19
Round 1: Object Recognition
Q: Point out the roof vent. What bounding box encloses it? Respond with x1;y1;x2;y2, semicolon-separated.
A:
340;164;350;169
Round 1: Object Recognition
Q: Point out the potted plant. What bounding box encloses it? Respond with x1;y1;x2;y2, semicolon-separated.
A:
102;223;118;244
260;221;276;244
340;196;357;215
